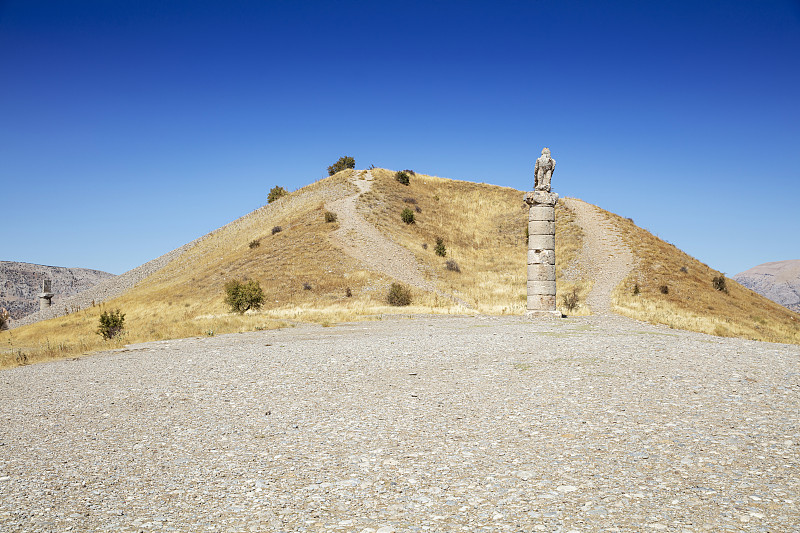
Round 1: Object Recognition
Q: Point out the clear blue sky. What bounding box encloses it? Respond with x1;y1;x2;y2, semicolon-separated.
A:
2;0;798;275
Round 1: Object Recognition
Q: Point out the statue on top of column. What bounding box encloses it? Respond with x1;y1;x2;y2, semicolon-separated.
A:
534;147;556;192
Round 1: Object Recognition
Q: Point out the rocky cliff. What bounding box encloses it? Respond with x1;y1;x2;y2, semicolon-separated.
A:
733;259;800;313
0;261;116;321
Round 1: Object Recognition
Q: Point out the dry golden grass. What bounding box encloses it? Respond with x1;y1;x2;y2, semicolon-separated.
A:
359;169;586;314
605;209;800;344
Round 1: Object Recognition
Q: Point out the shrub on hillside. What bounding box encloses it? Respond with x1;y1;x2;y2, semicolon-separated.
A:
249;239;261;249
633;283;640;295
401;208;415;224
387;283;412;306
272;225;282;235
395;170;411;186
224;279;265;314
402;169;416;176
268;186;288;203
0;307;10;330
97;309;125;340
434;237;447;257
712;275;729;294
659;284;669;295
562;288;579;312
303;282;312;291
403;197;417;204
445;259;461;273
327;156;355;176
324;211;338;223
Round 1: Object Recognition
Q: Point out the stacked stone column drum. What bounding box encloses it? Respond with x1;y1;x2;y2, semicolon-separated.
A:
524;190;559;314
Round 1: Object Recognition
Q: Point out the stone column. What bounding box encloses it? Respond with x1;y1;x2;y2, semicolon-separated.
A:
38;279;54;311
524;191;560;315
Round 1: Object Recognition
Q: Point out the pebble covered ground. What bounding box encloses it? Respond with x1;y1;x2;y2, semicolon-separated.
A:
1;314;798;532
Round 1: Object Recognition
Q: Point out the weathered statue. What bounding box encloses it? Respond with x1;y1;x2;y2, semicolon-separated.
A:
534;147;556;192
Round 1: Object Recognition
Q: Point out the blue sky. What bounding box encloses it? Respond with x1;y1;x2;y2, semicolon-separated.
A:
2;0;798;275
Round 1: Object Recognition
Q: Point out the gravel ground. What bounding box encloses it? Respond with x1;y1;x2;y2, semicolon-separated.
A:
1;314;798;532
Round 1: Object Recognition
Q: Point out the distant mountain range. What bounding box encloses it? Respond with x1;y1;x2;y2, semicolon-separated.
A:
0;261;115;320
734;260;800;313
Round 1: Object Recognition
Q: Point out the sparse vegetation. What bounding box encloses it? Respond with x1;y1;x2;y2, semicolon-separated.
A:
562;288;579;311
387;283;412;306
324;211;338;223
712;275;728;294
434;237;447;257
445;259;461;273
680;266;688;273
97;309;125;340
248;239;261;249
401;208;415;224
272;225;282;235
403;197;417;204
402;169;416;176
395;170;411;186
633;283;640;295
0;308;9;330
268;186;288;204
224;279;265;314
659;285;669;295
345;287;352;298
303;282;312;291
328;156;355;176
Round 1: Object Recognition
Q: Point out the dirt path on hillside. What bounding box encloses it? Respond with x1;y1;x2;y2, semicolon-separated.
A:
563;197;634;314
326;171;471;308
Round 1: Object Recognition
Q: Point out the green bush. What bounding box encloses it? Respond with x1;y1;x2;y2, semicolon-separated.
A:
327;156;355;176
97;309;125;340
434;237;447;257
712;275;729;294
272;225;282;235
224;279;265;314
387;283;412;306
395;170;411;186
268;186;288;203
401;207;415;224
659;284;669;295
324;211;338;223
248;239;261;249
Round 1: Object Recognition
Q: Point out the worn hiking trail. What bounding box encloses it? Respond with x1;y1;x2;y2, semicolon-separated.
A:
326;171;471;308
563;197;634;314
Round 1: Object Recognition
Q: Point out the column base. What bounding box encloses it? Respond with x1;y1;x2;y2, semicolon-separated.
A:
525;310;565;318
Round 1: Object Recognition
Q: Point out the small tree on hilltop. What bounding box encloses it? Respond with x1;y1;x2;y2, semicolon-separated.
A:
224;279;265;314
268;186;288;203
327;156;355;176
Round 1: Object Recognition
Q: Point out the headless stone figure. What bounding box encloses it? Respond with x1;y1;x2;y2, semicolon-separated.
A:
534;147;556;192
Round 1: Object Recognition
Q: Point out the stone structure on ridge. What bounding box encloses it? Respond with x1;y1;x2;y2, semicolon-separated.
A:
524;148;560;315
38;279;54;312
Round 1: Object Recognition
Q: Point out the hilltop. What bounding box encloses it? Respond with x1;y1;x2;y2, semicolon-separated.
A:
2;168;798;367
733;260;800;313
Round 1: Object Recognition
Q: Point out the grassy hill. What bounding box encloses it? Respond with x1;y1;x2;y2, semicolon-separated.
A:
2;168;797;368
607;209;800;343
